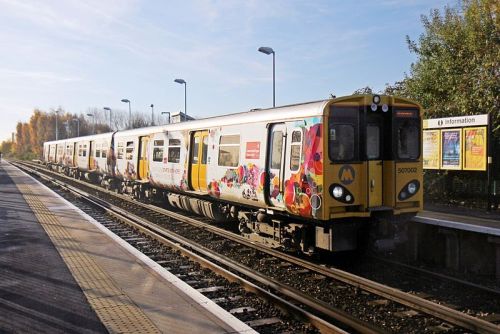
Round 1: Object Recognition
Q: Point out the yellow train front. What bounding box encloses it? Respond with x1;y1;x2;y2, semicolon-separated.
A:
235;94;423;253
317;94;422;251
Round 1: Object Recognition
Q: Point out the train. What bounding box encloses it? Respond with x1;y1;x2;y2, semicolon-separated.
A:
43;94;423;253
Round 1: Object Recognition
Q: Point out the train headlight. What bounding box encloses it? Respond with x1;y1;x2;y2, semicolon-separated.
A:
373;95;381;104
408;182;417;194
382;104;389;112
398;180;420;201
332;186;343;198
370;103;378;111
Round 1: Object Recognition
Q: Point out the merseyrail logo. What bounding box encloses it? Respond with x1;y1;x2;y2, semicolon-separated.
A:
338;165;355;185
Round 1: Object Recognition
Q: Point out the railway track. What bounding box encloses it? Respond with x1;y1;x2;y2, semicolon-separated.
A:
14;160;500;333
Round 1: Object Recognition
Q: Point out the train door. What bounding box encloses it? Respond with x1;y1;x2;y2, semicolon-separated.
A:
138;136;150;181
89;141;95;170
190;130;208;191
266;123;287;209
366;113;383;207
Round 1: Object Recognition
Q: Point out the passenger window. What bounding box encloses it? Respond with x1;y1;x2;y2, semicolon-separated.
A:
290;130;302;171
201;136;208;164
329;125;354;161
168;139;181;163
191;137;199;164
366;124;380;160
95;144;101;158
101;146;107;158
153;140;164;162
270;131;283;169
126;141;134;160
117;142;124;159
83;144;87;157
153;148;164;162
218;135;240;167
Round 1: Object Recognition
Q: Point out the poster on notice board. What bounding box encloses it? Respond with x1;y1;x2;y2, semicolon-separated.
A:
423;130;440;169
441;129;462;169
463;127;487;171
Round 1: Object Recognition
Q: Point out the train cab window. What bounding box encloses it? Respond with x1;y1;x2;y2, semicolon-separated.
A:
397;120;420;160
168;139;181;163
366;124;380;160
329;125;354;161
126;141;134;160
117;142;124;159
329;106;359;162
218;135;240;167
290;130;302;171
153;140;164;163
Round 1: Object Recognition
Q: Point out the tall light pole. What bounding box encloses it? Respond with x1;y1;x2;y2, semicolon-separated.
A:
87;113;95;134
72;118;80;137
55;110;60;140
103;107;112;130
150;104;154;126
258;46;275;107
121;99;131;129
174;79;187;119
161;111;170;125
63;121;69;138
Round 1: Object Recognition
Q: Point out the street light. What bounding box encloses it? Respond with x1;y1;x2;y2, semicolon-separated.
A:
54;110;60;140
174;79;187;119
121;99;131;129
63;121;69;138
72;118;80;137
150;104;154;126
161;111;171;125
103;107;112;130
87;113;95;134
258;46;275;107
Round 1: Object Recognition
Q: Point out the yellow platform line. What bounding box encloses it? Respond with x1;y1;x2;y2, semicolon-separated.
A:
16;184;161;334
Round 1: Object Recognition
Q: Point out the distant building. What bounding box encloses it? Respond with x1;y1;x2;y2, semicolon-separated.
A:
170;112;195;123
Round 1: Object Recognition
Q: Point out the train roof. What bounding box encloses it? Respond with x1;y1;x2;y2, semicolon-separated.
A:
114;99;330;137
43;95;421;144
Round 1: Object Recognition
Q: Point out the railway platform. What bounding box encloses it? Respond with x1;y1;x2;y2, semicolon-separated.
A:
409;204;500;281
0;162;255;334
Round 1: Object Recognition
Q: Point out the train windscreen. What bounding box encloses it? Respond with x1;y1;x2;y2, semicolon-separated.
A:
329;106;359;162
394;108;420;160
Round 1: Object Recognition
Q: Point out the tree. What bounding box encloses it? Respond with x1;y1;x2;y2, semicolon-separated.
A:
388;0;499;131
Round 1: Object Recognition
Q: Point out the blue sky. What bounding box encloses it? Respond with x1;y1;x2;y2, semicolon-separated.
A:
0;0;454;141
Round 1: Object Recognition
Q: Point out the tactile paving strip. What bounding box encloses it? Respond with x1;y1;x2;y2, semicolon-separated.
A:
16;184;161;334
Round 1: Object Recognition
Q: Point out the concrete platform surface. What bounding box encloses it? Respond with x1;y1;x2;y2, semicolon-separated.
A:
0;162;256;334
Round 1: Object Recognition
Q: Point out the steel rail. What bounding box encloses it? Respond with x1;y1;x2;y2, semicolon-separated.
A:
16;162;357;334
15;160;500;334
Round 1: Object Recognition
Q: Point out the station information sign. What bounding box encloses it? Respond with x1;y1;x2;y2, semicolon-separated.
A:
423;114;488;171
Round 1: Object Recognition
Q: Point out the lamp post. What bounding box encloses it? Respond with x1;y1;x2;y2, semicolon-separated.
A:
150;104;154;126
161;111;171;125
258;46;275;107
87;113;95;134
72;118;80;137
121;99;131;129
63;121;69;138
174;79;187;119
103;107;112;130
55;110;60;140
